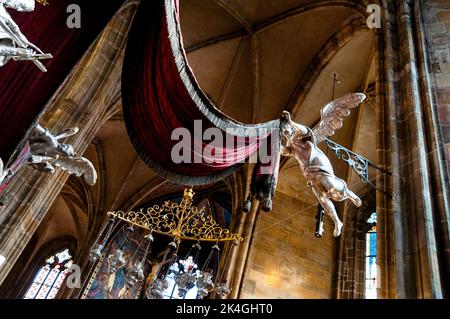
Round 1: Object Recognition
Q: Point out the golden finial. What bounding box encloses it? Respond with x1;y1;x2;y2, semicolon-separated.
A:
183;188;195;201
36;0;50;6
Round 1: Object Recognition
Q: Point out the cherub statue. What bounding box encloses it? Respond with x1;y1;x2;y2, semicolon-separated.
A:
280;93;366;237
0;0;52;71
27;124;97;185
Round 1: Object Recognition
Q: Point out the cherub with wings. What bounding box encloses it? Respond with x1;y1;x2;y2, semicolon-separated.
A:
280;93;366;237
27;124;97;186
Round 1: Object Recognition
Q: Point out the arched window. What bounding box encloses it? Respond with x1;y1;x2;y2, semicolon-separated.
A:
24;248;73;299
365;212;377;299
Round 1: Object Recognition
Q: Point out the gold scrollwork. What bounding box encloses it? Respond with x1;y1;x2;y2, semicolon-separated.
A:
107;189;243;243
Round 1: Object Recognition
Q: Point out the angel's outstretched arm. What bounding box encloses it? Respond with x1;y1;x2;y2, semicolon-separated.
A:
1;12;30;46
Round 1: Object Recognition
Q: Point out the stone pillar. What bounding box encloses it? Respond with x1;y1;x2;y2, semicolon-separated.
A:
219;169;260;299
376;0;448;298
0;1;139;286
376;2;405;298
417;0;450;297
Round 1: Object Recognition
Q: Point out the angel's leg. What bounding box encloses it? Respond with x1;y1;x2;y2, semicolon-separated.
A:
319;174;362;207
345;188;362;207
311;185;343;237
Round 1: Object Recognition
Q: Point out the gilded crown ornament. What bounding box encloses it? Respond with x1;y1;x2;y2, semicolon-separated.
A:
107;188;243;242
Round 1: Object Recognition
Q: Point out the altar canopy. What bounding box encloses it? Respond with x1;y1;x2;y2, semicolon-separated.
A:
0;0;126;167
122;0;281;187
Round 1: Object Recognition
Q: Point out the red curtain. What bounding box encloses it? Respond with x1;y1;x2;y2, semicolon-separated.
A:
122;0;281;186
0;0;125;167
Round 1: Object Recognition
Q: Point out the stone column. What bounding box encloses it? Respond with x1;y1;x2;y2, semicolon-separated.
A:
217;168;261;299
416;0;450;296
377;0;447;298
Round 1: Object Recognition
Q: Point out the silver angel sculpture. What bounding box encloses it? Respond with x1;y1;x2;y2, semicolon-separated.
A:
0;0;52;71
280;93;366;237
27;124;97;185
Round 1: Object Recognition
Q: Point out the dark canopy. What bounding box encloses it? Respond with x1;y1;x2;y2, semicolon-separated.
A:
122;0;281;186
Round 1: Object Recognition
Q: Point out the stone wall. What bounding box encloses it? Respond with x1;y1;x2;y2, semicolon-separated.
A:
423;0;450;170
240;192;336;299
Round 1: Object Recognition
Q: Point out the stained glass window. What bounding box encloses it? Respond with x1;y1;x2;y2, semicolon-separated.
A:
365;212;377;299
24;248;73;299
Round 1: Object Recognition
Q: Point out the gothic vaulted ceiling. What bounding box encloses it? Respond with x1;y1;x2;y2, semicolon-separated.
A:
180;0;376;201
38;0;377;255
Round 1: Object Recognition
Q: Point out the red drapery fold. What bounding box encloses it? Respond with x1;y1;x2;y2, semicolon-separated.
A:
122;0;281;186
0;0;125;167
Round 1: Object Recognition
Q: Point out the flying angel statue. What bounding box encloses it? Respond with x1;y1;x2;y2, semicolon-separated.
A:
27;124;97;186
0;0;52;71
280;93;366;237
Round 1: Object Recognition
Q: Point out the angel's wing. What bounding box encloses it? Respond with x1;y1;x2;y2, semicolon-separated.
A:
54;156;97;186
312;93;366;144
